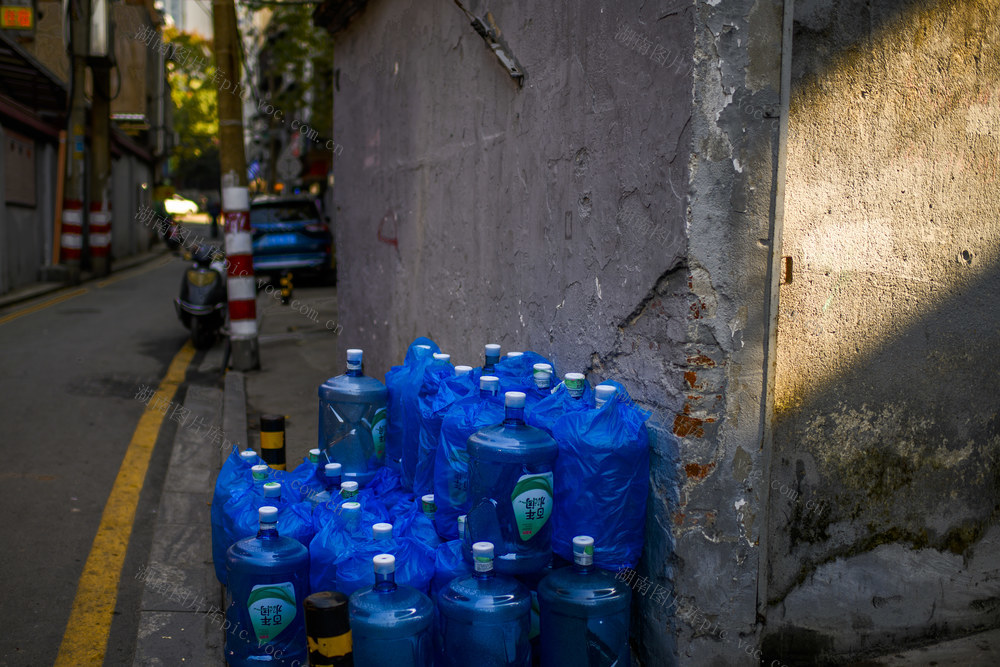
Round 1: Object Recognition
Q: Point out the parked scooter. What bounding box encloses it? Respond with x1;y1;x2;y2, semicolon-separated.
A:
175;245;227;349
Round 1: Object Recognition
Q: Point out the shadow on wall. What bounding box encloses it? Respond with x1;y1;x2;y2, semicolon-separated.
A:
763;0;1000;662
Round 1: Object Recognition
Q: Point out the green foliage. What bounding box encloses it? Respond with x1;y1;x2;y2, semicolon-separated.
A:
254;5;334;140
164;26;220;189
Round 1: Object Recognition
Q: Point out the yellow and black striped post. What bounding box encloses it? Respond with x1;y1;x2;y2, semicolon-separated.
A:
304;591;352;666
259;414;286;470
280;271;293;304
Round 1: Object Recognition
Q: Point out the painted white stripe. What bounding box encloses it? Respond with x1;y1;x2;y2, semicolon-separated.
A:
222;186;249;211
230;319;258;336
225;233;253;255
89;233;111;247
63;210;83;224
61;234;83;249
227;276;256;301
90;212;111;224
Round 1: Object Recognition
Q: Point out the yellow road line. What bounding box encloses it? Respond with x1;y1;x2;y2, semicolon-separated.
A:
0;288;88;326
54;341;197;666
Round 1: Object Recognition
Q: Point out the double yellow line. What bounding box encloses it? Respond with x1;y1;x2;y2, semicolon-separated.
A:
54;341;196;665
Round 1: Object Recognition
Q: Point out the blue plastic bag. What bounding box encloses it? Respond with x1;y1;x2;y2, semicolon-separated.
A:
409;355;455;494
226;481;316;569
526;376;595;435
210;447;260;584
431;538;472;601
366;466;412;515
333;533;435;596
494;351;554;394
432;392;505;540
312;485;391;533
385;337;439;473
391;497;442;548
550;380;650;571
309;502;385;593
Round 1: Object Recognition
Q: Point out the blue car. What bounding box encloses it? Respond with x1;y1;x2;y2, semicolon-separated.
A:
249;195;334;281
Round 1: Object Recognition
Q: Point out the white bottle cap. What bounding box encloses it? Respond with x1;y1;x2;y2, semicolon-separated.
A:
533;363;553;388
309;448;321;463
373;553;395;575
263;481;281;498
251;464;269;480
325;462;342;477
505;391;526;409
240;450;257;462
480;375;500;391
259;506;279;524
484;343;501;356
341;481;359;494
341;501;361;517
346;348;363;362
506;351;523;358
595;384;617;406
372;522;393;539
421;494;436;515
564;373;586;398
416;344;432;350
573;535;595;566
454;365;473;376
472;541;494;572
433;352;451;362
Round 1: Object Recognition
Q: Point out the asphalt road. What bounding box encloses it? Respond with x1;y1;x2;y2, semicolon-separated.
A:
0;254;208;666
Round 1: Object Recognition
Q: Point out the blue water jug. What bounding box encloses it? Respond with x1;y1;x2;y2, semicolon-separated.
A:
393;494;442;548
405;352;453;492
318;348;388;488
482;343;501;374
526;372;594;435
334;522;435;597
386;338;440;472
414;364;477;495
538;535;632;667
349;553;434;667
467;392;558;575
438;541;532;666
225;506;309;666
306;461;342;509
211;448;259;583
433;375;503;540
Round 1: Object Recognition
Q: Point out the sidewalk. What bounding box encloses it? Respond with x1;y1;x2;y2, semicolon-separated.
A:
132;281;339;665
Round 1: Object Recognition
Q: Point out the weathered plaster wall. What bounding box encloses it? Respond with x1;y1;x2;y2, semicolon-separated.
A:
330;0;695;663
676;0;785;664
767;0;1000;662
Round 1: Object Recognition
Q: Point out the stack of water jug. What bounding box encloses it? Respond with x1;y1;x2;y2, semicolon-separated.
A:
211;338;651;666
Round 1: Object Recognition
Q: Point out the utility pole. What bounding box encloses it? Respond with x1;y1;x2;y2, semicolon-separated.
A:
89;61;112;276
61;0;91;282
213;0;259;370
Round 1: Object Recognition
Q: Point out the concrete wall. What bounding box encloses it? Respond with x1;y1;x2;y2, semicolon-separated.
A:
111;153;154;260
766;0;1000;662
0;124;59;296
330;0;695;663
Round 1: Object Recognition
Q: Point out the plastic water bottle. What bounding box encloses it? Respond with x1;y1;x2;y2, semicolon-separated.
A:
212;449;260;583
438;542;532;666
525;363;554;411
482;343;501;374
225;506;309;666
538;536;632;667
307;462;343;508
409;352;455;494
467;391;558;574
594;384;617;408
318;348;388;487
433;374;503;540
349;554;435;667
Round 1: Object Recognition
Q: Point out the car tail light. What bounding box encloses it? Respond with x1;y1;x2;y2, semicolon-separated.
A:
187;270;218;287
305;223;328;233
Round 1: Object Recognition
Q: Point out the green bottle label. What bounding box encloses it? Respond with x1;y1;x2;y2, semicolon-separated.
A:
248;581;297;644
370;407;387;459
511;472;553;541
